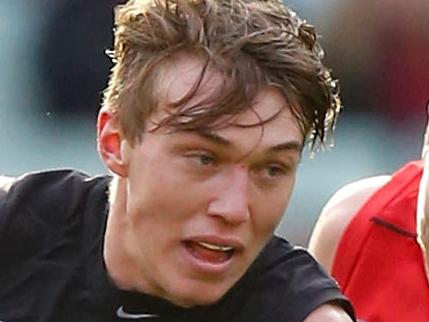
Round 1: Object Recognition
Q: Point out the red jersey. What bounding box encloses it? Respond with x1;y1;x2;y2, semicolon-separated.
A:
332;161;429;322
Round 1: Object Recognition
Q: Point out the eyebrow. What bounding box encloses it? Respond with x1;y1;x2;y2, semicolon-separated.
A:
192;129;303;153
193;129;232;146
268;141;303;153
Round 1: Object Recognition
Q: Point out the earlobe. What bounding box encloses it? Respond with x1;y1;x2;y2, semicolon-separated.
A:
97;109;129;177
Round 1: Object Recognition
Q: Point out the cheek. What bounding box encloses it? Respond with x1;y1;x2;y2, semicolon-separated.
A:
252;200;286;236
251;183;295;235
126;164;212;226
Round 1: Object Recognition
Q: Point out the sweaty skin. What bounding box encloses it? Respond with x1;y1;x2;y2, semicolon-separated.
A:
100;53;303;307
417;112;429;278
0;176;15;197
308;175;390;272
98;53;353;321
309;109;429;280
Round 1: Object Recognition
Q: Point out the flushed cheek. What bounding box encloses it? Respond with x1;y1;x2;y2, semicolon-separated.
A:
125;184;208;248
127;168;205;217
251;195;291;235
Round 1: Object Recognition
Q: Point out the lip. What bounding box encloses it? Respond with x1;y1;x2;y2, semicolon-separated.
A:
186;235;245;251
180;235;245;275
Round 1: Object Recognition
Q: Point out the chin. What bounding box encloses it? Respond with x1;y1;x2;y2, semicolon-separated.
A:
168;284;229;308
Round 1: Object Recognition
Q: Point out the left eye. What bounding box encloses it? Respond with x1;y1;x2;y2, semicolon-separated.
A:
185;152;217;166
265;165;286;177
198;154;215;165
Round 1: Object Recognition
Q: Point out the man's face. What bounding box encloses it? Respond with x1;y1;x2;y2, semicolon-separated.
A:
116;54;303;307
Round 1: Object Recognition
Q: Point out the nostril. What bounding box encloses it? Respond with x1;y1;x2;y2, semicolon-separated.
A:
206;195;250;224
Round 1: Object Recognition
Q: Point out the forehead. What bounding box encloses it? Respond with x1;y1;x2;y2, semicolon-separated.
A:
150;52;302;144
155;53;225;106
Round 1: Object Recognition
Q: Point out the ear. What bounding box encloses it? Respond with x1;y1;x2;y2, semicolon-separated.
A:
97;109;130;177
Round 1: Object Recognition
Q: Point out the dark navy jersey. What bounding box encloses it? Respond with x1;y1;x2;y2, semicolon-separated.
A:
0;170;355;322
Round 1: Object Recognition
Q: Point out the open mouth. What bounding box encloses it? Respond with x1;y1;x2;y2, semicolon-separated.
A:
183;240;235;264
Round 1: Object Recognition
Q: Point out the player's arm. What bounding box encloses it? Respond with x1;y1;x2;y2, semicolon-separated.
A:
0;175;15;198
304;303;353;322
308;175;390;273
417;103;429;279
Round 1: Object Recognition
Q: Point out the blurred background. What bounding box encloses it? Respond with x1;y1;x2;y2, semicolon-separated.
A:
0;0;428;246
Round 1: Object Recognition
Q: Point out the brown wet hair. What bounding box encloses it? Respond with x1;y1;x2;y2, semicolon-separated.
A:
102;0;341;151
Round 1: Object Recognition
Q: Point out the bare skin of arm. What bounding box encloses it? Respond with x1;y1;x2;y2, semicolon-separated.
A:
310;106;429;275
303;303;353;322
0;175;15;196
417;110;429;278
308;175;391;273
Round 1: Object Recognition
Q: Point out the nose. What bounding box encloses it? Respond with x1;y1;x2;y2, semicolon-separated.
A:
206;167;250;225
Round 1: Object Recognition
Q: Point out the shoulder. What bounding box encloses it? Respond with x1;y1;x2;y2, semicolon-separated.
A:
0;169;110;258
2;168;111;219
236;237;355;321
308;175;391;272
5;168;109;202
304;303;354;322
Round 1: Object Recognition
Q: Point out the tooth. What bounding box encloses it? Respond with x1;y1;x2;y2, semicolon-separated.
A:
197;241;233;252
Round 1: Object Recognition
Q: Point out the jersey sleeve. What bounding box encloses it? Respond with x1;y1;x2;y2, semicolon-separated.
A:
0;169;93;260
223;237;356;322
273;246;355;321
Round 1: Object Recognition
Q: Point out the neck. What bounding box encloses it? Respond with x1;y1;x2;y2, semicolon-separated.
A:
103;177;145;292
103;208;139;291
